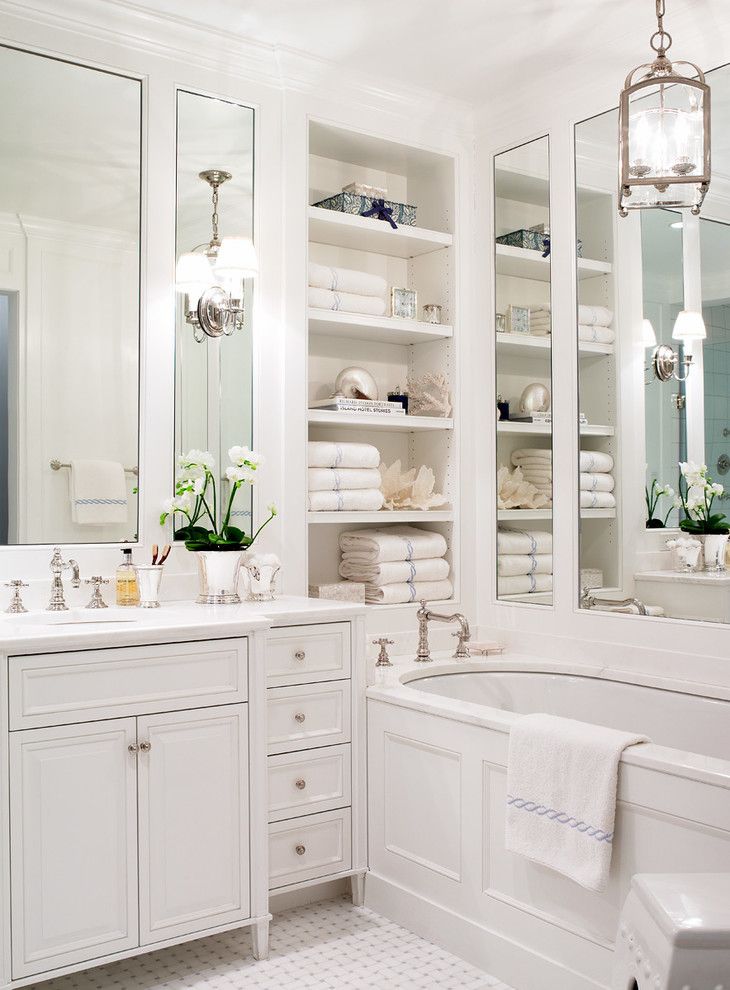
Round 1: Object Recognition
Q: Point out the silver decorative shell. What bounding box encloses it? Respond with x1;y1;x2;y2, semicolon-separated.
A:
333;366;379;401
519;382;551;414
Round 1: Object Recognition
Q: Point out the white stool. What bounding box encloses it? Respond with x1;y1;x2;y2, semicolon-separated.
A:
612;874;730;990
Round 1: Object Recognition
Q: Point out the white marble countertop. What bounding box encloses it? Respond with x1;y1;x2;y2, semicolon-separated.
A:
635;569;730;586
0;596;365;654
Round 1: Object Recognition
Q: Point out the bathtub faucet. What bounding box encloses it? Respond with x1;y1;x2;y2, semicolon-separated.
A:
416;600;471;662
580;587;648;616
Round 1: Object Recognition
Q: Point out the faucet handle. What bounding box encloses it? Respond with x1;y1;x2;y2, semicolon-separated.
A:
5;580;29;614
373;637;394;668
84;576;110;610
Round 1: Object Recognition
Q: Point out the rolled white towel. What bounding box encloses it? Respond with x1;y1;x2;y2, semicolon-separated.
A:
530;315;551;326
498;554;553;577
498;529;553;555
578;304;613;327
308;262;387;298
340;556;450;586
578;324;616;344
365;579;453;605
339;525;447;563
498;574;553;595
308;467;381;491
580;472;615;493
308;489;384;512
519;467;553;480
308;286;387;317
512;448;552;462
308;441;380;469
580;491;616;509
579;450;614;473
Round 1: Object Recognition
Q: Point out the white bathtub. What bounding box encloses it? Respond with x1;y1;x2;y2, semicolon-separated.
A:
366;657;730;990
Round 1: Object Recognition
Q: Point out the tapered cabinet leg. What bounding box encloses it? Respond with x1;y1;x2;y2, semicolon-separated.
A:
252;918;270;960
350;872;366;907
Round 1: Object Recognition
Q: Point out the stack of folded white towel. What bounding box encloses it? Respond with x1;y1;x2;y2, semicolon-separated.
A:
339;525;452;604
308;262;388;317
578;304;615;345
511;448;552;506
529;305;551;337
580;450;615;509
497;528;553;596
308;441;384;512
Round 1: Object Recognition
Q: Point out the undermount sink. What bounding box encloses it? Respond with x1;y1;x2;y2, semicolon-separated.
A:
9;608;139;626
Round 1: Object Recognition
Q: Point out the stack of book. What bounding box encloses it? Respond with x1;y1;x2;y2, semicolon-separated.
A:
309;397;406;416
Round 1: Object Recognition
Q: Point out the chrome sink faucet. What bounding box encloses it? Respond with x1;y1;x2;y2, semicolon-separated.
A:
416;600;471;662
48;547;80;611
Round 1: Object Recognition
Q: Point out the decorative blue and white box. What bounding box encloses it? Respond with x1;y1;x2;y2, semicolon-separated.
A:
312;191;417;227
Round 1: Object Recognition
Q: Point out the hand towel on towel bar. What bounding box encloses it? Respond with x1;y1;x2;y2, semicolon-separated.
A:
498;574;553;595
308;441;380;469
308;490;384;512
307;467;382;491
497;554;553;577
366;578;453;605
308;262;387;298
505;713;648;891
578;324;615;344
579;450;614;473
497;529;553;555
308;286;387;317
580;472;615;493
69;459;128;525
339;525;447;563
339;556;450;586
577;304;613;327
580;491;616;509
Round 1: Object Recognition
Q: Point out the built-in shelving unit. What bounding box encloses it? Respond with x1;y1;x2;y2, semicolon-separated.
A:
306;121;458;609
495;243;612;282
497;422;614;436
497;332;613;358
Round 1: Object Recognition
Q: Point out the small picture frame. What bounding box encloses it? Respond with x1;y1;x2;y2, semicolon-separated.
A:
506;304;530;335
391;287;417;320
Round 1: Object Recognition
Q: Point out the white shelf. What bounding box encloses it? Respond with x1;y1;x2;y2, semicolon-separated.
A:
495;244;612;282
581;508;617;519
498;508;616;521
308;410;453;433
495;332;613;358
308;206;452;258
308;309;453;345
499;590;553;603
581;424;615;437
308;510;453;524
497;421;552;435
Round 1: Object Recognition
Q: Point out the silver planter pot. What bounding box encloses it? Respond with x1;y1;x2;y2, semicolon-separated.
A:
193;550;244;605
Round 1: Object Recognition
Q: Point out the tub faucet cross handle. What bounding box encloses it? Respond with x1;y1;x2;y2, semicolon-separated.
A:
373;637;394;668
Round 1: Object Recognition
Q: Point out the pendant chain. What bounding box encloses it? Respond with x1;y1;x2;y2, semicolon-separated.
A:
211;185;220;244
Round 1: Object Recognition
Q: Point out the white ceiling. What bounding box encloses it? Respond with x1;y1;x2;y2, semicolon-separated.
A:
126;0;727;104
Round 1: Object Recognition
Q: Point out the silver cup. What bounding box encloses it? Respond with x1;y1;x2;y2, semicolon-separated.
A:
134;565;164;608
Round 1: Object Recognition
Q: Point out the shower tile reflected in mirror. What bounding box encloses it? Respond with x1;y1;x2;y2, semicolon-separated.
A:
494;137;554;606
0;46;141;544
174;91;254;537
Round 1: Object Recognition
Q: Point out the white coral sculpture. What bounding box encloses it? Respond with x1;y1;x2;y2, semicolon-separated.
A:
379;460;448;511
406;372;452;417
497;465;549;510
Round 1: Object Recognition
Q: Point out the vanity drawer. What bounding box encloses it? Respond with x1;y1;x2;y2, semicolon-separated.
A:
266;623;350;686
267;682;351;755
9;639;248;729
268;808;352;889
267;744;351;822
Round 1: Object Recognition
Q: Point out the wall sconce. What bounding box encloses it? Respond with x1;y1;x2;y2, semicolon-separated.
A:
618;0;711;217
649;310;705;381
175;170;258;342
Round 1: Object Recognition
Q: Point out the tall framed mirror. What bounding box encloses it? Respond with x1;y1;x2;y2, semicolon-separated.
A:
494;137;554;605
174;91;254;538
0;46;141;545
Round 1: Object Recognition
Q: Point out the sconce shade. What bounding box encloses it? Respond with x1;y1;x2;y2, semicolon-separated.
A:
214;237;258;278
175;252;214;294
672;309;706;341
642;318;658;347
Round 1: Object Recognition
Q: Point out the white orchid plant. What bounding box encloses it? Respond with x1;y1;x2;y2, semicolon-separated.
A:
676;461;728;536
161;446;277;552
645;478;674;528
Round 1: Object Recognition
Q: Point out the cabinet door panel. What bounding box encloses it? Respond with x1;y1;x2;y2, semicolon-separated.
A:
10;719;138;979
138;705;250;944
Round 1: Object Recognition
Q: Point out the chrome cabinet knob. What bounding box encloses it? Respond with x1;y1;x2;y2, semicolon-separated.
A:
294;650;306;661
139;741;152;752
295;844;306;856
294;712;306;723
295;778;306;790
128;743;139;754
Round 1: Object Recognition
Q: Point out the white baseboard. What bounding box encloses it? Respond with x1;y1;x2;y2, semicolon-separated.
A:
364;872;607;990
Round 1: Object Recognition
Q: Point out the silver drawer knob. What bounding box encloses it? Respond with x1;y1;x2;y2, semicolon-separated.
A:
128;743;139;754
295;778;306;790
139;741;152;752
294;650;306;661
295;843;306;856
294;712;306;723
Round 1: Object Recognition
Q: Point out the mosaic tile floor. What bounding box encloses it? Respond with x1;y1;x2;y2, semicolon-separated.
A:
37;896;514;990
